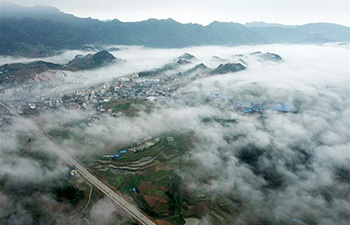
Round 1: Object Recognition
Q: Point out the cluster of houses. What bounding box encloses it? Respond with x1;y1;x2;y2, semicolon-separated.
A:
101;136;164;160
1;58;296;126
3;68;184;117
103;149;129;159
202;92;295;116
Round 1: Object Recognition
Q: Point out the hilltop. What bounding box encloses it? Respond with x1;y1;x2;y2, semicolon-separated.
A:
0;50;117;84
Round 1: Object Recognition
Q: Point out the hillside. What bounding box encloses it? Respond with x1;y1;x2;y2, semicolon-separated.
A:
66;50;116;70
0;2;349;57
0;50;117;84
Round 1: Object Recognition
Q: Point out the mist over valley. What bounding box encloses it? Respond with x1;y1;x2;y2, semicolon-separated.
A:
0;1;349;225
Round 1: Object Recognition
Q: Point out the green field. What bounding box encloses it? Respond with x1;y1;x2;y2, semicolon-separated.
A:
101;98;153;116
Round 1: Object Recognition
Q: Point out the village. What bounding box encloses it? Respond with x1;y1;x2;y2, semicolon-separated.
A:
0;61;294;128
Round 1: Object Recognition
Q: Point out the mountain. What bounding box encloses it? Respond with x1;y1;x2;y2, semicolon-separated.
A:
0;61;64;83
245;21;297;28
0;2;349;57
178;53;196;60
66;50;116;70
137;54;196;77
249;23;349;44
182;63;211;76
0;50;117;84
298;23;350;43
211;63;246;75
250;52;283;62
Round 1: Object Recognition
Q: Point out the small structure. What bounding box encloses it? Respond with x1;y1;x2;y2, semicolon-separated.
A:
78;122;86;127
103;154;114;158
28;103;37;109
246;103;265;113
166;137;174;142
129;138;160;152
120;150;128;154
70;169;80;178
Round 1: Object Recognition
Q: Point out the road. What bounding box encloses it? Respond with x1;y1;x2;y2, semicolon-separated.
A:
0;101;156;225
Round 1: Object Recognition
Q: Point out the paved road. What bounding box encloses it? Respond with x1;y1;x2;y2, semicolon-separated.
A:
0;102;156;225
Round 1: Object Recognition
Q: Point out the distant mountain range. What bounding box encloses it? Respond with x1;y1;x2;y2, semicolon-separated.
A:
0;2;349;57
244;22;297;28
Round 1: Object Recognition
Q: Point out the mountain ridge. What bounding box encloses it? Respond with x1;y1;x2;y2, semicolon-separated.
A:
1;2;349;57
0;50;117;84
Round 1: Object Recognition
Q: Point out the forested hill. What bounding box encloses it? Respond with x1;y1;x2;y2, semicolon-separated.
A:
1;2;349;57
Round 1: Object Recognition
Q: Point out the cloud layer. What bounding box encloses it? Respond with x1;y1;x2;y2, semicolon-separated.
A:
0;44;349;224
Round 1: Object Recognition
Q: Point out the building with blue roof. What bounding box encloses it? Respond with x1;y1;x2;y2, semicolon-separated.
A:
273;104;292;113
245;103;265;114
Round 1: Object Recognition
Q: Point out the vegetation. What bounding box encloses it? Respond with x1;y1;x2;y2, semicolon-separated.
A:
0;50;117;84
1;3;348;57
89;132;293;224
211;63;246;74
66;50;116;70
53;181;85;205
102;98;153;116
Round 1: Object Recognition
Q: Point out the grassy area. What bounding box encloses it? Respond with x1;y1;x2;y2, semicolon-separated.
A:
104;170;125;188
46;128;85;147
115;139;164;163
120;174;143;193
144;170;173;181
102;98;153;116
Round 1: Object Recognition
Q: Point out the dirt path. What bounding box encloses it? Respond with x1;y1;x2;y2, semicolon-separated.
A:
70;181;93;225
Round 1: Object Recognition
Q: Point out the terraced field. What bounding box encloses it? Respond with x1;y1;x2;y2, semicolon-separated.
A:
83;134;254;225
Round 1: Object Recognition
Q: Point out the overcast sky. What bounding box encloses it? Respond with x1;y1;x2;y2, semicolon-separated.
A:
6;0;350;26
